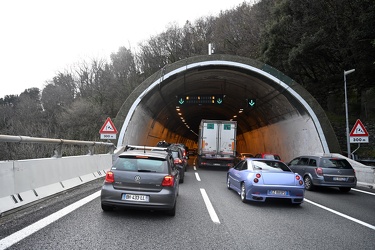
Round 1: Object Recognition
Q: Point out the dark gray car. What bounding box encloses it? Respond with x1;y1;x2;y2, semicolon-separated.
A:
101;145;180;216
288;155;357;192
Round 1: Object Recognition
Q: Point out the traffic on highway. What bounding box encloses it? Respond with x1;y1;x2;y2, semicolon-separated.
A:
0;154;374;250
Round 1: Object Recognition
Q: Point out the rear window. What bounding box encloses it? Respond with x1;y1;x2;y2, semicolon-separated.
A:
171;151;180;158
112;157;168;173
252;160;291;172
263;154;281;160
320;158;353;169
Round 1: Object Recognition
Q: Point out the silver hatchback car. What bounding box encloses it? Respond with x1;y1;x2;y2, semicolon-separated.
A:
287;155;357;192
101;145;180;216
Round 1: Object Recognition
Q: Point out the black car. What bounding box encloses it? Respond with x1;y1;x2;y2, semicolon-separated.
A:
156;140;171;147
101;145;180;216
170;143;189;171
168;145;186;183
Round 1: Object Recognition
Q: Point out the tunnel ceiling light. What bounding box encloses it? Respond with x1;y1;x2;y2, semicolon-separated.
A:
178;113;182;116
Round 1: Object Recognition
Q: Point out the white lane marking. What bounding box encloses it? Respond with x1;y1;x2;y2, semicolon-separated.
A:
194;166;197;171
195;172;201;181
200;188;220;224
352;188;375;196
304;198;375;230
0;191;101;250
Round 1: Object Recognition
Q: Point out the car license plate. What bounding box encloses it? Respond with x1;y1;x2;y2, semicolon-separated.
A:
333;177;347;181
122;194;149;202
268;190;287;195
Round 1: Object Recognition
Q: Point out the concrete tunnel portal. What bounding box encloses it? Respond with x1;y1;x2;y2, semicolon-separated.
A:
114;54;340;162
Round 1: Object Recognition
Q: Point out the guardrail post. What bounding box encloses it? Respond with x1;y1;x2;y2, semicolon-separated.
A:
53;144;63;158
88;145;94;155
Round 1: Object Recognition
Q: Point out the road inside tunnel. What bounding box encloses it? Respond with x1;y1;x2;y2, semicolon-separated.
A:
114;55;340;163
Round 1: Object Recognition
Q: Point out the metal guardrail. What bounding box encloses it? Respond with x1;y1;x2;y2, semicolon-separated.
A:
0;135;115;158
357;159;375;167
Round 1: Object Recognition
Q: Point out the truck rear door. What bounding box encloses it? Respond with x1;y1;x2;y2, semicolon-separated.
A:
219;122;235;155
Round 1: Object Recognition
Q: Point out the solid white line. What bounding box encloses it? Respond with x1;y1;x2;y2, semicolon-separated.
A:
195;172;201;181
200;188;220;224
0;191;101;250
352;188;375;196
304;198;375;230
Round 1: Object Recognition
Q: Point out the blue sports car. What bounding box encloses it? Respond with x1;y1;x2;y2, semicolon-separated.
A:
227;159;305;205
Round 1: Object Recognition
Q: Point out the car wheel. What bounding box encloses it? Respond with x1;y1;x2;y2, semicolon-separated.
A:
240;183;247;202
339;187;351;192
166;202;176;216
101;203;114;212
227;175;231;190
304;176;314;191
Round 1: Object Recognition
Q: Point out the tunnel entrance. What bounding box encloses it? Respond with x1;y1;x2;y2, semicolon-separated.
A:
114;54;340;162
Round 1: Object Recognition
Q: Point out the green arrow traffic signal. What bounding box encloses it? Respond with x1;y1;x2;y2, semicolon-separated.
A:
216;98;223;104
179;98;185;105
248;99;256;107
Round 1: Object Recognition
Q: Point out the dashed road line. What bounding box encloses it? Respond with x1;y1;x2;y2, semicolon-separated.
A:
200;188;220;224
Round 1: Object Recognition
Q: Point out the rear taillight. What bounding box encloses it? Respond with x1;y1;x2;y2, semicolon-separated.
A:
162;175;174;186
174;158;182;164
254;173;261;183
315;167;323;176
296;175;303;185
105;171;114;183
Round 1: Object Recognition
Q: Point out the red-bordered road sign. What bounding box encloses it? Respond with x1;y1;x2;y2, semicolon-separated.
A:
99;117;118;134
349;119;369;136
349;119;369;143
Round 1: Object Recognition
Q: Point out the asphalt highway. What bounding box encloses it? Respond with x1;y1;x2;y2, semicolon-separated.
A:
1;157;374;250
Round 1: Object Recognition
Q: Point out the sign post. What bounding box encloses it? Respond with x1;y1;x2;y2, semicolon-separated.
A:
99;117;118;140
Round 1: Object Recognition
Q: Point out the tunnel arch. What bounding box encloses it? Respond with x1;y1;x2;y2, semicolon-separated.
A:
114;54;340;162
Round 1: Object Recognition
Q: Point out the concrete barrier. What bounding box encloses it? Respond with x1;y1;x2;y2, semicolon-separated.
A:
331;153;375;189
0;154;112;215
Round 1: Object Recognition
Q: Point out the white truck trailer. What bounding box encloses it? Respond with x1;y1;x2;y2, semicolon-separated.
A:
197;119;237;168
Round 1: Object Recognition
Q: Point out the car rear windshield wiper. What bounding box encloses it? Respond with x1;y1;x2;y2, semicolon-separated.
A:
138;169;156;172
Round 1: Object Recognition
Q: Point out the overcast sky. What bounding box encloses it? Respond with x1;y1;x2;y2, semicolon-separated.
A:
0;0;247;98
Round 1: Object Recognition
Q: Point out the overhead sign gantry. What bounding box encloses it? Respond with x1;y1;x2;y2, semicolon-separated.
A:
177;95;223;105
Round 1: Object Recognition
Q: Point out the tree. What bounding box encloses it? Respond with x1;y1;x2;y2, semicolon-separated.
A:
259;0;375;110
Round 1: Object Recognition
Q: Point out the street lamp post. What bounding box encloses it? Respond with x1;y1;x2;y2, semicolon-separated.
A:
344;69;355;159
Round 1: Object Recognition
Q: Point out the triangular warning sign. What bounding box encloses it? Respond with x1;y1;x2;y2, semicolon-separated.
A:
99;117;118;134
349;119;369;137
